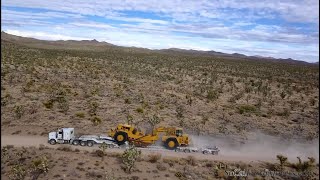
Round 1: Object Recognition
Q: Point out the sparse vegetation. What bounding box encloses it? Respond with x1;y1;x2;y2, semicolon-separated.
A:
1;33;319;180
98;142;108;161
8;164;26;180
30;156;49;179
91;116;102;126
14;105;24;119
135;107;144;114
237;105;257;114
75;112;85;118
148;153;162;163
276;154;288;171
121;145;141;173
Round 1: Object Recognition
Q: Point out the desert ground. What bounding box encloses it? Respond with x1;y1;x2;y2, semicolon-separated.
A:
1;32;319;179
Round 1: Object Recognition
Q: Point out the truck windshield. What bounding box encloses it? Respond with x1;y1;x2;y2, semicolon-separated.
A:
176;130;183;137
132;128;137;134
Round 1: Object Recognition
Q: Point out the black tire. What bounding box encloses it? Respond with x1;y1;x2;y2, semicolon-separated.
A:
113;132;128;145
184;149;191;153
49;139;56;145
80;141;87;146
203;150;208;154
87;141;94;147
72;140;79;146
164;138;178;150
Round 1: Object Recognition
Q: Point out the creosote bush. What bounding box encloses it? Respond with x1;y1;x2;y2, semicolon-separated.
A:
148;153;162;163
91;116;102;126
238;105;257;114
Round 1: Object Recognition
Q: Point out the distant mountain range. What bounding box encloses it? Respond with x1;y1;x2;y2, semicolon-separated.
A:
1;31;318;65
158;48;317;65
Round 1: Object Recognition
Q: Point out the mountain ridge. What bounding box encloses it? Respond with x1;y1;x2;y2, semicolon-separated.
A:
1;31;317;65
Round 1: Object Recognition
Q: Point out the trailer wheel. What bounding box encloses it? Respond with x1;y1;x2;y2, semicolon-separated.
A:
203;150;208;154
80;141;87;146
87;141;94;147
114;132;128;145
72;140;79;146
184;149;191;153
165;138;178;150
49;139;56;145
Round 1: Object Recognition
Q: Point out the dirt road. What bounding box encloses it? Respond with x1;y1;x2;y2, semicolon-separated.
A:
1;135;275;163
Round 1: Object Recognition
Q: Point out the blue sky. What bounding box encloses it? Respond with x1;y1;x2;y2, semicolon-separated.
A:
1;0;319;62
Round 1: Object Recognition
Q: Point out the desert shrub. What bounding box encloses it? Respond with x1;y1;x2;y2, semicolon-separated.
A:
206;89;219;101
14;105;25;119
88;101;99;116
57;146;72;152
135;107;144;114
309;98;317;106
86;171;103;178
1;93;11;106
124;98;131;104
237;105;257;114
255;99;262;109
8;164;26;180
121;145;141;173
205;161;214;167
226;77;233;84
186;95;193;106
58;99;69;113
30;156;49;179
175;171;186;179
186;155;197;166
1;147;9;163
38;144;46;150
148;114;161;130
95;150;104;157
228;91;244;103
43;99;54;109
29;104;38;114
126;114;133;124
148;153;162;163
75;112;85;118
276;109;290;117
289;157;316;172
98;142;108;160
176;105;184;119
276;154;288;171
156;163;167;171
201;115;209;125
245;85;253;93
163;157;179;166
91;116;102;126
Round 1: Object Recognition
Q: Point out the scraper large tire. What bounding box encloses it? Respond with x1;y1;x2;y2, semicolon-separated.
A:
114;132;128;145
165;138;178;150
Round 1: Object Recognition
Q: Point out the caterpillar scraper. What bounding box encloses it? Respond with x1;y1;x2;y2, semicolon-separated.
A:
108;124;190;150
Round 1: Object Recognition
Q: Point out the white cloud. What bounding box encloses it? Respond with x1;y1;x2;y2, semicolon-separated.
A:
5;29;90;41
70;22;115;30
1;0;319;62
3;0;319;23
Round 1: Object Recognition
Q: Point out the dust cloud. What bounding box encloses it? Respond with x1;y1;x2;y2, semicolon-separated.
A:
189;131;319;162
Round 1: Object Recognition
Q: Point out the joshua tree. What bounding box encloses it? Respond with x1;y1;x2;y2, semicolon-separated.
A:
121;145;141;173
276;154;288;171
99;142;108;161
148;114;161;132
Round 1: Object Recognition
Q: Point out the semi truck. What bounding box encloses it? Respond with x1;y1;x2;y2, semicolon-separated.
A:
48;128;119;148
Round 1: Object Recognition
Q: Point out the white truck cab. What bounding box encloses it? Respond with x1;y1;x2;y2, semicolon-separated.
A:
48;127;120;148
48;128;75;145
